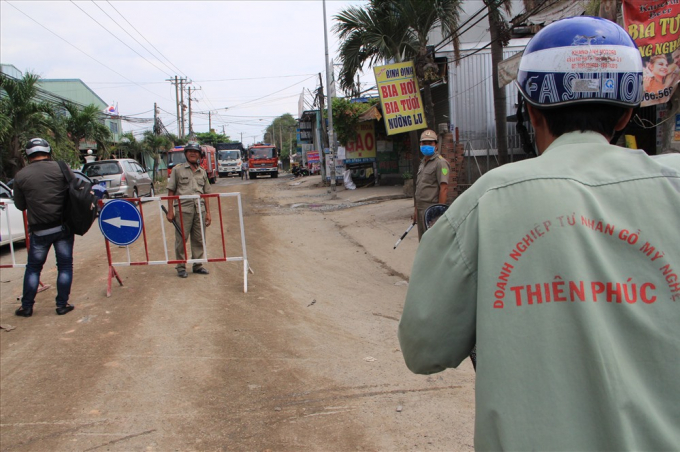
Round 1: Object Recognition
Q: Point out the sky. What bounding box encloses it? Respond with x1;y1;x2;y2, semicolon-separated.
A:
1;0;368;147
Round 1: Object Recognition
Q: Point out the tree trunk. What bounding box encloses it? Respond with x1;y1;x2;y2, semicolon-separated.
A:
410;130;420;210
8;136;25;178
422;82;436;131
488;10;509;166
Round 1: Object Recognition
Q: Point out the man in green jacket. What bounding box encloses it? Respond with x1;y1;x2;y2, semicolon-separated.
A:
399;17;680;451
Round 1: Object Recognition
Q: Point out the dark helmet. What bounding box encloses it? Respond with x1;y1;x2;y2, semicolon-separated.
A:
184;142;201;153
516;16;643;108
25;137;52;156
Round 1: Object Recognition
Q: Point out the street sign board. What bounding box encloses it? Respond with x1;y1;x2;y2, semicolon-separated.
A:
99;200;143;246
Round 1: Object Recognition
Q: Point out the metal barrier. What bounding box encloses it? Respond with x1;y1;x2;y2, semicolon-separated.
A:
0;200;29;269
0;200;52;293
102;193;249;297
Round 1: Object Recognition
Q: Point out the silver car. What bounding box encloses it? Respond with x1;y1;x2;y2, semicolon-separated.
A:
82;159;154;199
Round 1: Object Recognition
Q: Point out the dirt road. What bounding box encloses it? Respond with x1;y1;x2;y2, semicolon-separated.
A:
0;175;475;451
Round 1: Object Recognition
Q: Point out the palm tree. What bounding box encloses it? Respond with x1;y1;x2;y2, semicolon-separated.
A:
142;130;170;182
115;132;144;161
61;102;111;159
334;0;462;185
0;72;55;177
334;0;413;97
334;0;462;127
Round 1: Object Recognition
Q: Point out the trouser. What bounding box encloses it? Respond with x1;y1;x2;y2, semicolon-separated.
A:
22;227;74;309
416;202;436;240
174;203;206;272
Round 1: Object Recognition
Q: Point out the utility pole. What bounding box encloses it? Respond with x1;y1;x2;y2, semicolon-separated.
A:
317;73;329;181
180;80;186;139
153;102;159;182
167;76;187;138
187;86;193;137
186;86;201;138
322;0;337;196
208;111;211;132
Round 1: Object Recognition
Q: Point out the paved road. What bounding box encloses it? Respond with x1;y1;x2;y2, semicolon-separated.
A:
0;174;475;451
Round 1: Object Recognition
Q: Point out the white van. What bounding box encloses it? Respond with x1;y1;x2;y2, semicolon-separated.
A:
217;149;243;177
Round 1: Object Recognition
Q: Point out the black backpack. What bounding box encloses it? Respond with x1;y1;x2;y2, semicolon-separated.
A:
57;161;98;236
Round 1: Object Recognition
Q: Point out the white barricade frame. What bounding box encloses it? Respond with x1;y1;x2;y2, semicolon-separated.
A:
0;200;52;292
102;193;249;297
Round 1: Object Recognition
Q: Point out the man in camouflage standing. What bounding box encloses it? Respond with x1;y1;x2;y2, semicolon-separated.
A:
166;142;212;278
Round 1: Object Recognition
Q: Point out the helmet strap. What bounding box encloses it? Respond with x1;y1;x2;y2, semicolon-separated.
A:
516;94;537;157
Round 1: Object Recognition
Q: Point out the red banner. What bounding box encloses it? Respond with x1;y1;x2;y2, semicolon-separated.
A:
623;0;680;106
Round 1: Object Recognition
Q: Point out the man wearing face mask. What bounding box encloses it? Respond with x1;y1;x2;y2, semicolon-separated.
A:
413;129;450;239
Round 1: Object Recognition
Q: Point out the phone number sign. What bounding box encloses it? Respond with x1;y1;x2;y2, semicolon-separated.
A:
374;61;427;135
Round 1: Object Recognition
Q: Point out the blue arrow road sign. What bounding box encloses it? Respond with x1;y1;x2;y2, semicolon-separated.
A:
99;200;143;246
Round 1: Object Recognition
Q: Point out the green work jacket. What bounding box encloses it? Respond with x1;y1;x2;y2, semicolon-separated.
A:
399;131;680;451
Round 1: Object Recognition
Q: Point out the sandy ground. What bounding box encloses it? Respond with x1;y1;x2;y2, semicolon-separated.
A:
0;174;475;451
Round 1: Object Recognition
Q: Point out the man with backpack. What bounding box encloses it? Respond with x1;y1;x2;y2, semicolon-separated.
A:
13;138;76;317
399;17;680;450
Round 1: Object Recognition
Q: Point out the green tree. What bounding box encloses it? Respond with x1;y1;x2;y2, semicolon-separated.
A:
194;131;232;146
0;72;55;178
334;0;462;185
265;113;297;160
142;130;171;182
114;132;144;161
334;0;462;127
61;102;112;159
331;97;380;145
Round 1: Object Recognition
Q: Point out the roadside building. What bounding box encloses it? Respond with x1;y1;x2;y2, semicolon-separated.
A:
37;78;123;151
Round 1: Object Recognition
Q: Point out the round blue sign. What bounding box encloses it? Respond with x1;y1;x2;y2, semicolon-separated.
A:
99;200;143;246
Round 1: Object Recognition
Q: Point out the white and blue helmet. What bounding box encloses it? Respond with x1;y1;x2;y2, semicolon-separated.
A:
516;16;643;108
25;138;52;156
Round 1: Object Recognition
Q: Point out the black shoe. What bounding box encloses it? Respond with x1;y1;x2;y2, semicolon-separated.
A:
192;267;209;275
15;306;33;317
177;270;189;278
56;304;74;315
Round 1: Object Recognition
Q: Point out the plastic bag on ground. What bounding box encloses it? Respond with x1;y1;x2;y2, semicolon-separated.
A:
344;170;356;190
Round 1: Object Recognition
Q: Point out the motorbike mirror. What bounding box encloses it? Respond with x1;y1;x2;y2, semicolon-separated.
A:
424;204;449;231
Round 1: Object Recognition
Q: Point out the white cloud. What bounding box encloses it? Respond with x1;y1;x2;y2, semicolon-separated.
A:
1;0;367;145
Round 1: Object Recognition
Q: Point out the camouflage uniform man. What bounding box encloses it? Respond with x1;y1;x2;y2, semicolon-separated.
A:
166;142;212;278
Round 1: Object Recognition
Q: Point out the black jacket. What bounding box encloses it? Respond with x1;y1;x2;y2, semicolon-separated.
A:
13;160;71;232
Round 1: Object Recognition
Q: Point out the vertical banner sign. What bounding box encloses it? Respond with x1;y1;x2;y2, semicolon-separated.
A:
345;123;376;163
374;62;427;135
623;0;680;106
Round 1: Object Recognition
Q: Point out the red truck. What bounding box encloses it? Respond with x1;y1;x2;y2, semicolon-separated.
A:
248;143;279;179
166;144;218;183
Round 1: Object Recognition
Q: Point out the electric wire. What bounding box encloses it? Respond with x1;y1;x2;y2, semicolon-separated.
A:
105;0;188;78
69;1;173;78
4;1;172;102
91;1;180;77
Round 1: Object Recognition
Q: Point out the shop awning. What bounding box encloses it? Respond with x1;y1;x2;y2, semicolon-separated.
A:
358;105;382;122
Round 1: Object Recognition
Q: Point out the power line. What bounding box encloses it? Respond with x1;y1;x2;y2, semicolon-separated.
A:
5;1;172;102
91;1;179;77
105;0;188;78
69;0;173;78
228;77;316;109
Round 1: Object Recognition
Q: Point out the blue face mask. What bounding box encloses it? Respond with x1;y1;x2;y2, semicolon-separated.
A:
420;145;435;156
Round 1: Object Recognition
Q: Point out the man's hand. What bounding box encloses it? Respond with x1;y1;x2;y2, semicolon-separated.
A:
166;209;175;223
205;213;212;227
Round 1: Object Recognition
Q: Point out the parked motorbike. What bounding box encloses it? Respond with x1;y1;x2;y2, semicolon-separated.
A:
291;165;310;177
